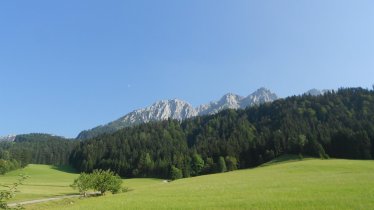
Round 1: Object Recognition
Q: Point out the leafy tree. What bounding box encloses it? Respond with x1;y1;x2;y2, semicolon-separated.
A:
202;157;215;174
225;156;238;171
71;170;123;196
71;173;93;197
0;159;21;175
289;135;307;154
218;156;227;172
170;166;183;180
0;151;10;161
191;154;204;176
91;169;122;195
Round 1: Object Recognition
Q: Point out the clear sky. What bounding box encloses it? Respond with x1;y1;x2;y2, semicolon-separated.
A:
1;0;373;138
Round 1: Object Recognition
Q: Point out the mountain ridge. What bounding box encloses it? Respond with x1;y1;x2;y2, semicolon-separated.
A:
77;88;278;139
0;88;330;140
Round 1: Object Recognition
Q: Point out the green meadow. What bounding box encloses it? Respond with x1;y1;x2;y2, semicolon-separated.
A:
1;165;78;202
2;157;374;210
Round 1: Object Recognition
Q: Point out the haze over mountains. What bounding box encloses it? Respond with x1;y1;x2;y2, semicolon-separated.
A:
305;89;330;96
77;88;278;139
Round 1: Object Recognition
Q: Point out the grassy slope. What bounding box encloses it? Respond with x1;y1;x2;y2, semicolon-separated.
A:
27;158;374;210
0;164;162;203
0;165;79;201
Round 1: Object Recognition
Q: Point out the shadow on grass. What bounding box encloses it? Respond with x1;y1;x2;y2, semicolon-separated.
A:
25;184;75;188
51;165;78;174
260;154;310;167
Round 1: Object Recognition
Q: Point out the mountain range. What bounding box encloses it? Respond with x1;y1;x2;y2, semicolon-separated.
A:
1;88;329;141
77;88;278;139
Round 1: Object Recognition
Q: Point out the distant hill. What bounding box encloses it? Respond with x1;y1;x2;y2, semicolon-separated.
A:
77;87;278;139
14;133;72;142
0;135;16;142
0;133;77;166
0;133;73;143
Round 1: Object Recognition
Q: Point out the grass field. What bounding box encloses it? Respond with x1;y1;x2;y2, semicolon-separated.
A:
2;157;374;209
1;165;79;202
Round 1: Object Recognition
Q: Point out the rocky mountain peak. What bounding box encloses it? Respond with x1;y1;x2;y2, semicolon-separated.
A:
242;87;278;106
220;93;244;102
197;93;244;115
77;88;279;139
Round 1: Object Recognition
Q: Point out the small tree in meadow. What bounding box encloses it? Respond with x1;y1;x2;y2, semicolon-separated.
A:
91;169;122;195
70;173;92;197
71;169;123;196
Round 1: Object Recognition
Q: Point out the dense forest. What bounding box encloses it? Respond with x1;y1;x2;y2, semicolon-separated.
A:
69;87;374;179
0;134;77;168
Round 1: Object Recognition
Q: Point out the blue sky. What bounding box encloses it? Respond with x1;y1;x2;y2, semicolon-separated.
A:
1;0;374;137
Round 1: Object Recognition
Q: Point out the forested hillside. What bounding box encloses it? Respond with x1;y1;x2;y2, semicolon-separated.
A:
0;134;77;167
70;87;374;179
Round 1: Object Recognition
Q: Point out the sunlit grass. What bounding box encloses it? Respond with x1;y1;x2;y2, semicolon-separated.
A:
0;164;79;201
23;157;374;210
